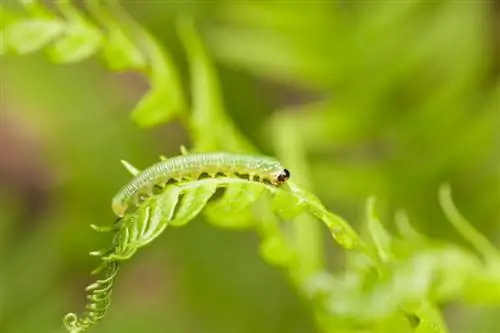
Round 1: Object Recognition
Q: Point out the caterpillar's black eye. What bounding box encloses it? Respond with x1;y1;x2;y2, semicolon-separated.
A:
277;169;290;184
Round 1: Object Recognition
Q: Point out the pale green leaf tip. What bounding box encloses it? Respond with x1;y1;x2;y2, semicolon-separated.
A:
89;250;101;257
395;209;423;241
130;88;181;128
439;182;500;260
180;145;190;155
90;223;115;232
367;196;377;218
366;196;393;262
366;196;382;230
120;159;140;176
439;182;451;199
439;182;475;233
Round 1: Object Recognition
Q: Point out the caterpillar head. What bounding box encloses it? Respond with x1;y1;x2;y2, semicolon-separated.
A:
274;168;290;185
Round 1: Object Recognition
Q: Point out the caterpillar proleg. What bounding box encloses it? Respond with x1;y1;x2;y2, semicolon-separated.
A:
112;152;290;217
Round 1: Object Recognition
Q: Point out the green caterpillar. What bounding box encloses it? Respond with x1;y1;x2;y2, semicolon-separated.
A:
111;152;291;217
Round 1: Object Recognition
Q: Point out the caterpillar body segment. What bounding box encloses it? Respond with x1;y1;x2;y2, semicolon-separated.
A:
112;152;290;217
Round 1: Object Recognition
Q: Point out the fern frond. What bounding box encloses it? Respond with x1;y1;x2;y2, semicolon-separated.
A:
99;175;365;262
63;261;119;333
64;161;367;332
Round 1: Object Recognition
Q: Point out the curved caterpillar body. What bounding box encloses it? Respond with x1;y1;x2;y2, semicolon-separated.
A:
112;152;290;217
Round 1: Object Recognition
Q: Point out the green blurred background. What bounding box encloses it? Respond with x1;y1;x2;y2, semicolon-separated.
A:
0;1;498;333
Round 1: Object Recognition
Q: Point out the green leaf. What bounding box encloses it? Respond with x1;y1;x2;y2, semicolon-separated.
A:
395;209;425;243
204;183;266;228
287;181;365;252
206;204;256;229
412;302;449;333
259;231;296;267
129;26;184;127
3;19;63;54
100;0;184;126
134;187;181;246
47;22;102;63
256;200;297;267
272;188;303;220
46;1;103;63
367;197;393;263
177;16;256;152
101;25;146;70
169;182;218;227
86;0;146;71
130;86;180;127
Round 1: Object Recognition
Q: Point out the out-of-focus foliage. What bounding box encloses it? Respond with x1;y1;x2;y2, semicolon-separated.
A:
0;1;498;333
207;1;498;238
1;0;184;126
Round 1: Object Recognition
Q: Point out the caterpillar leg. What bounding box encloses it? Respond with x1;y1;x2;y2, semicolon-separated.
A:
91;218;122;233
